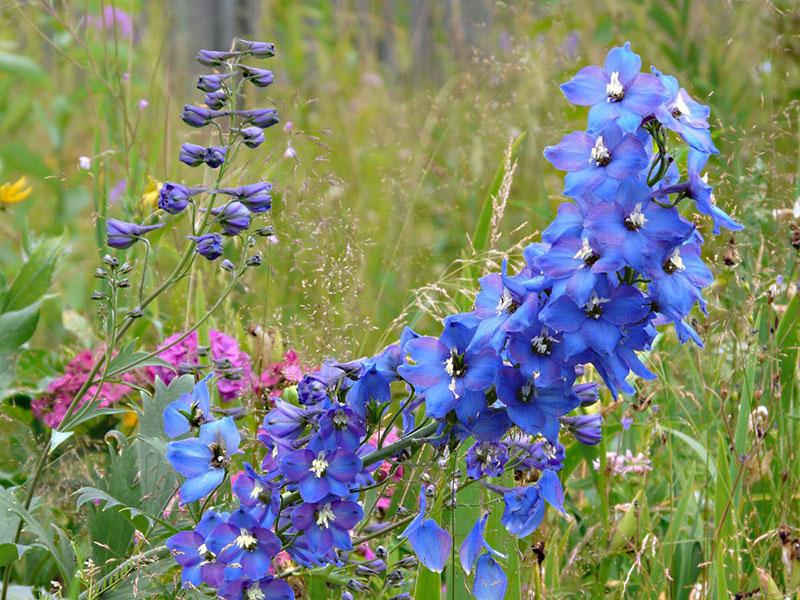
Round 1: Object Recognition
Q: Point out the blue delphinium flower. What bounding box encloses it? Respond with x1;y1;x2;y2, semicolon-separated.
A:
205;507;281;581
188;233;224;261
238;40;277;58
560;42;669;133
465;441;509;479
682;170;743;234
205;89;228;110
280;448;362;502
218;576;295;600
231;463;279;526
165;509;227;589
106;218;163;249
398;316;500;419
460;514;507;600
399;486;452;573
163;374;213;438
309;406;366;452
651;67;717;155
196;49;238;67
166;416;241;503
262;399;312;442
494;366;579;441
544;123;648;201
539;280;651;357
501;470;565;538
290;499;363;556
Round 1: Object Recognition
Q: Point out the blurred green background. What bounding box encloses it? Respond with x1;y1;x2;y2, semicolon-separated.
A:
1;1;800;597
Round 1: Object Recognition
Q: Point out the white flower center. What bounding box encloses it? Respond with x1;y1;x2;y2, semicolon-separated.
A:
626;203;648;229
496;290;514;314
673;92;690;117
249;482;263;500
316;503;335;528
667;248;685;272
332;409;349;428
542;442;557;459
444;355;455;376
590;136;611;166
246;586;265;600
573;237;595;262
531;330;557;356
235;528;258;551
310;451;329;478
606;71;624;101
584;293;610;319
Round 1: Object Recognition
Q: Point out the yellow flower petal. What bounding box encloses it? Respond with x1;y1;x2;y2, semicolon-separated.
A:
0;176;33;205
141;175;161;210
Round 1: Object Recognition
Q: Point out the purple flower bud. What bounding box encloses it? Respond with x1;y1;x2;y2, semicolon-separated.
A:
573;382;600;406
237;65;274;87
621;414;633;431
238;40;276;58
196;72;233;93
236;108;280;128
210;201;251;235
179;144;227;169
106;218;163;249
215;182;273;213
196;49;239;67
220;259;235;271
560;414;603;445
181;105;226;128
188;233;224;260
239;126;265;148
204;89;228;110
158;182;204;215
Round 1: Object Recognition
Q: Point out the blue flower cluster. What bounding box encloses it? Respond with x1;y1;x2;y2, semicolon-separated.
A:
163;43;739;600
106;38;279;261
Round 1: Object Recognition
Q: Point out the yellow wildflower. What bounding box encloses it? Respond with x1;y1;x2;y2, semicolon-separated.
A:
0;176;33;205
141;176;162;211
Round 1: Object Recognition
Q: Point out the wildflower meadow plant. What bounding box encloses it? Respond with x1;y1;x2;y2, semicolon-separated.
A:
153;41;740;599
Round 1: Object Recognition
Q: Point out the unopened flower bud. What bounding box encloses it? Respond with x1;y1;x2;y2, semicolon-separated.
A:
127;306;143;319
116;278;130;288
102;254;119;268
220;259;236;272
90;291;106;300
93;268;108;279
118;263;133;274
246;253;263;267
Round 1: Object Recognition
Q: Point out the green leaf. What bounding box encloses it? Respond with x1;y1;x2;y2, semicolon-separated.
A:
0;302;40;355
106;341;173;378
0;51;48;85
659;426;716;479
3;236;65;313
75;487;155;526
48;430;74;455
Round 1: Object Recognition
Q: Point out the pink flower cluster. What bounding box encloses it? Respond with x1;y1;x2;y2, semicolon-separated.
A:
147;330;253;402
256;350;304;399
31;349;135;428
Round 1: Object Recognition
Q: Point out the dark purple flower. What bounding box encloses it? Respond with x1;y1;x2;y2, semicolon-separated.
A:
165;509;227;589
239;40;276;58
236;108;280;128
210;201;251;235
239;126;265;148
181;105;226;128
206;508;281;581
196;49;239;67
158;182;204;214
309;406;366;452
218;577;294;600
215;182;273;213
465;441;509;479
560;413;603;445
237;65;275;87
179;143;227;168
188;233;224;261
196;72;233;93
204;89;228;110
106;218;163;249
